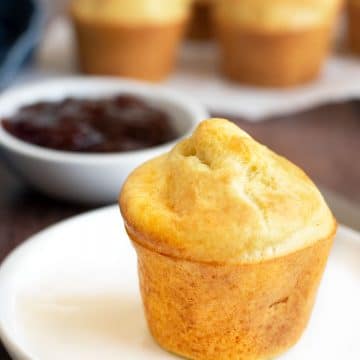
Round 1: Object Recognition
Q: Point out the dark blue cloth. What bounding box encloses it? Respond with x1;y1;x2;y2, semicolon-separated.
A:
0;0;43;89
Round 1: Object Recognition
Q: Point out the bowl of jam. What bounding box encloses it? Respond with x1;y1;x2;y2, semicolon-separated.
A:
2;95;179;154
0;78;208;203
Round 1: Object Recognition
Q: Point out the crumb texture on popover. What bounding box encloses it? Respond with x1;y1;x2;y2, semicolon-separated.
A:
71;0;191;24
120;118;335;264
214;0;342;30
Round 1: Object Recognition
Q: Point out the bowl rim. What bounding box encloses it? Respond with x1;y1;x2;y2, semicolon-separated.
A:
0;77;209;164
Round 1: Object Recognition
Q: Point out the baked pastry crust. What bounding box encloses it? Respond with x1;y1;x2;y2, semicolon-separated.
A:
214;23;332;87
70;0;190;80
71;0;190;24
71;14;186;81
212;0;342;86
120;119;336;264
133;232;334;360
119;118;336;360
213;0;343;31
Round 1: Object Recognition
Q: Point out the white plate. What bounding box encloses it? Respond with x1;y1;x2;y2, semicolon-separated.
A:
0;206;359;360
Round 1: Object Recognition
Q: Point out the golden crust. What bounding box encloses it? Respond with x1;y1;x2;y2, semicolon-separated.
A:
120;118;336;359
120;119;336;264
71;14;186;81
132;232;333;359
70;0;191;25
214;23;332;87
213;0;342;31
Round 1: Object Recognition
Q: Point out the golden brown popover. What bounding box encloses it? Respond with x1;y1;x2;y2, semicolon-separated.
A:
213;0;343;87
120;118;336;360
70;0;191;81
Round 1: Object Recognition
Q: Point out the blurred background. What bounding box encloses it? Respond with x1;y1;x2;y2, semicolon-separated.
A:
0;0;359;228
0;5;358;208
0;5;359;252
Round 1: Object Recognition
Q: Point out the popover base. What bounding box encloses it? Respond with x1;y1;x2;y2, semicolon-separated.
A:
214;23;332;87
71;15;187;81
129;228;334;360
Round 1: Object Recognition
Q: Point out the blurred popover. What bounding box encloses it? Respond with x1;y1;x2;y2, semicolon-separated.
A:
348;0;360;54
188;0;215;40
70;0;191;81
120;118;336;360
213;0;343;87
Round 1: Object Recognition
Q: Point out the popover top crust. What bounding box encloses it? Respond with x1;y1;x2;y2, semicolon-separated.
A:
214;0;342;31
71;0;191;24
120;119;336;264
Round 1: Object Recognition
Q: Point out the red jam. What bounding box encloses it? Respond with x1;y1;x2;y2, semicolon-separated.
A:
1;95;178;153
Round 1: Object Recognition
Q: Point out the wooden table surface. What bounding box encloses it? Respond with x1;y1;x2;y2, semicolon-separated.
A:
0;101;360;359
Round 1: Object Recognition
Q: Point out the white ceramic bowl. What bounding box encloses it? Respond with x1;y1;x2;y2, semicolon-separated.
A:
0;77;209;204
